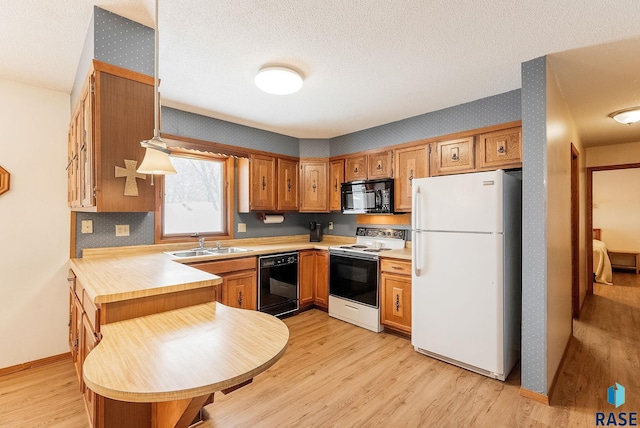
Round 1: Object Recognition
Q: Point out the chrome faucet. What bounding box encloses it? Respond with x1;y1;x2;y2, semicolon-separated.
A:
215;241;221;249
199;237;205;249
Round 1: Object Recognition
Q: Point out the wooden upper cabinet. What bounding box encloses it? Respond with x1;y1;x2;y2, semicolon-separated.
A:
393;145;429;212
300;160;329;213
276;158;299;211
329;159;344;211
344;155;367;182
68;60;156;212
433;137;475;176
250;154;277;211
367;150;392;179
476;127;522;170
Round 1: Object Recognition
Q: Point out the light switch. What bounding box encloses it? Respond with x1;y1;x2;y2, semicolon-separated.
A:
81;220;93;234
115;224;130;237
238;223;246;233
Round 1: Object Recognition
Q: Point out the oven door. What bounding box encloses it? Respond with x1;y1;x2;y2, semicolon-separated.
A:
329;252;379;308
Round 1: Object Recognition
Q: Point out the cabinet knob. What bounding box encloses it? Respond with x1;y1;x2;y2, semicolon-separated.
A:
498;145;506;154
262;176;266;190
287;178;291;192
334;179;338;191
376;162;382;170
312;182;317;192
409;169;414;186
395;294;400;312
354;166;358;173
238;291;243;306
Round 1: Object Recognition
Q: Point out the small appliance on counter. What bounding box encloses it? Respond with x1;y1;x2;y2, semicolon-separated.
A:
309;221;322;242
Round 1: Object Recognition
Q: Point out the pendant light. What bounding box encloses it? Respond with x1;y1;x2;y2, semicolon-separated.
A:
137;0;176;180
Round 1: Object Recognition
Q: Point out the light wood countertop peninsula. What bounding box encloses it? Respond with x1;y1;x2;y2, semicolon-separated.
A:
83;302;289;403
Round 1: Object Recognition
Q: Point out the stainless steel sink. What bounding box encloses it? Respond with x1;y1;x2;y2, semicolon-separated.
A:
164;247;251;258
206;247;252;254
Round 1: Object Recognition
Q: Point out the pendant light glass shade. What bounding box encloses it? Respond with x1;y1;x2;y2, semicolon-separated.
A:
137;0;176;176
137;137;176;174
609;107;640;125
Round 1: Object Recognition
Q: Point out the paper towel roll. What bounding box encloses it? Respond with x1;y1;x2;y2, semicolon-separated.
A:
262;214;284;224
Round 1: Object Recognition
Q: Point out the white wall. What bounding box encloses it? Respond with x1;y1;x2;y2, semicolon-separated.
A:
593;168;640;251
0;79;70;368
545;61;585;390
586;141;640;167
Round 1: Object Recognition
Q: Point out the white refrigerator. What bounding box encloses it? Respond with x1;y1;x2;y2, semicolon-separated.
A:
411;170;521;381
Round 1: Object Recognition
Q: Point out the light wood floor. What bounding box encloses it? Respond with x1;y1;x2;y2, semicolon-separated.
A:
1;272;638;428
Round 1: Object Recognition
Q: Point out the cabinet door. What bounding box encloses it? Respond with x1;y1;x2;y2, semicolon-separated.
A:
250;154;277;211
300;161;329;213
314;251;329;309
477;127;522;170
79;84;95;208
70;293;83;386
82;315;99;426
329;159;344;211
367;150;392;179
277;158;299;211
345;155;367;182
393;145;429;212
298;250;316;307
381;273;412;333
67;119;80;207
224;270;257;310
433;137;475;176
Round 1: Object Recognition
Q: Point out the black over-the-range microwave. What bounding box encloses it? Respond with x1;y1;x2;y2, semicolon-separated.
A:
341;178;394;214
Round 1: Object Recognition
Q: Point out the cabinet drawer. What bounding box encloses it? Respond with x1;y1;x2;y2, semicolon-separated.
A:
190;256;257;275
380;258;411;275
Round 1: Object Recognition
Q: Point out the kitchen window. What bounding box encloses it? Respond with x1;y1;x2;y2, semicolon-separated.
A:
156;152;234;242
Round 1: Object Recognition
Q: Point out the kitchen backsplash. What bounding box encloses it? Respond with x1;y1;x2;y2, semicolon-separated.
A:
75;212;154;258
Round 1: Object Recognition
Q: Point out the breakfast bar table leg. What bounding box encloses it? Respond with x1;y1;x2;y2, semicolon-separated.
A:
151;394;210;428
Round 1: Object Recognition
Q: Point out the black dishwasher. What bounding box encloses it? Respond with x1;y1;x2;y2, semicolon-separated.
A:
258;252;299;317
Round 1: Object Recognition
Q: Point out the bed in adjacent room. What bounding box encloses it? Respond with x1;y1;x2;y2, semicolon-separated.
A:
593;229;613;285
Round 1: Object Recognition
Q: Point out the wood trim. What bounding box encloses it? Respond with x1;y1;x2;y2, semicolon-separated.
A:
330;120;522;161
586;162;640;295
570;143;580;319
70;211;77;259
0;352;71;377
161;133;299;162
92;59;154;86
519;387;550;405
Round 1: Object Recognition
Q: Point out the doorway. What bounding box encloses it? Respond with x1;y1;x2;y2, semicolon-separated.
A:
586;162;640;295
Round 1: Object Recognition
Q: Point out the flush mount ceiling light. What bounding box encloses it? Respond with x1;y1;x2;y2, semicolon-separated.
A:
137;0;176;179
609;107;640;125
255;66;303;95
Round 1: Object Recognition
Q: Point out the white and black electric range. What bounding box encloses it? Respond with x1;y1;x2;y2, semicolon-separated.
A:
328;227;407;332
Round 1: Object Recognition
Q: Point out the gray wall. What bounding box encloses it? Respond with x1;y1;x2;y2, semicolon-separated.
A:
330;90;521;156
520;56;548;393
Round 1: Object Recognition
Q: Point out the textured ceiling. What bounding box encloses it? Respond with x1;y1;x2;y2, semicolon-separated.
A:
1;1;640;142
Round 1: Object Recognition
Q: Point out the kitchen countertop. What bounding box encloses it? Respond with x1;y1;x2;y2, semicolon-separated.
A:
71;235;411;305
83;301;289;403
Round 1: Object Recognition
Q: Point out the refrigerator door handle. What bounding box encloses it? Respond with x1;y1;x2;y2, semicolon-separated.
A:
414;230;422;277
412;185;421;231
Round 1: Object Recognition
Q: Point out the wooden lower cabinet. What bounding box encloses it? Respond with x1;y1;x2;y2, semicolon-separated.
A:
189;257;257;310
82;315;99;426
298;250;329;309
380;258;412;334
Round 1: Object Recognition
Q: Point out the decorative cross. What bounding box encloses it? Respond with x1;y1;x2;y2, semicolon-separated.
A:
115;159;146;196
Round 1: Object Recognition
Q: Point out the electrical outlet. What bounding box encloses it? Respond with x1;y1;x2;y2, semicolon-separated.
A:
237;223;246;233
328;222;334;230
115;224;130;237
81;220;93;234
